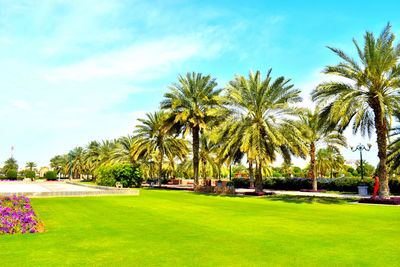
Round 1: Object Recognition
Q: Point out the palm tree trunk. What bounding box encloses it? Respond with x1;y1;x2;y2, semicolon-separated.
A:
248;159;254;188
192;125;200;186
158;150;163;186
373;105;390;198
310;143;317;191
202;159;207;185
255;160;263;192
170;160;174;180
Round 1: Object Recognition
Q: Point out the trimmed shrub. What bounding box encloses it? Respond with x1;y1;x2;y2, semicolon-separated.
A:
26;171;36;179
96;164;143;188
44;171;57;180
6;169;17;180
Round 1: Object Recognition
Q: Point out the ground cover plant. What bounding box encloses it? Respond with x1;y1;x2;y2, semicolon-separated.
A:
0;190;399;266
0;196;39;235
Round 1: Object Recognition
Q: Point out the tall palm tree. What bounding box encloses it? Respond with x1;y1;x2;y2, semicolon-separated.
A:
84;141;101;178
3;158;18;173
312;23;400;198
25;162;37;171
219;69;307;192
131;111;188;185
50;155;69;177
69;147;87;179
296;108;347;190
161;72;222;186
199;134;219;182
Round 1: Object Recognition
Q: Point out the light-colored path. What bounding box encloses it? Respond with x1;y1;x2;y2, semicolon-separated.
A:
235;188;365;198
0;183;100;193
158;184;367;198
0;182;139;197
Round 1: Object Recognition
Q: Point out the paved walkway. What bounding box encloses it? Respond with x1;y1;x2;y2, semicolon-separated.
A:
235;188;366;198
0;181;139;197
156;184;367;198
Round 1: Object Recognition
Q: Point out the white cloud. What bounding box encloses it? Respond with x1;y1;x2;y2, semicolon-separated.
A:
46;35;222;83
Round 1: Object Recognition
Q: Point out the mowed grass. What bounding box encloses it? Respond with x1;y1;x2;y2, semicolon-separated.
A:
1;190;399;266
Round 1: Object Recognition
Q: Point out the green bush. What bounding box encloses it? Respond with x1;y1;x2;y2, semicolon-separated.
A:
6;169;17;180
45;171;57;180
96;164;143;188
26;171;36;179
231;177;400;194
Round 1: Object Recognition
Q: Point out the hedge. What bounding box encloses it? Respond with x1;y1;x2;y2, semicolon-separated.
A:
232;177;400;194
44;171;57;180
95;163;143;188
6;170;18;180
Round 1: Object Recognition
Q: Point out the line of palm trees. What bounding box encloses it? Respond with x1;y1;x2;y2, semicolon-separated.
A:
51;23;400;198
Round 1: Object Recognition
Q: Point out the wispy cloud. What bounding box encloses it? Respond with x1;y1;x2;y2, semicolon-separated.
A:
46;34;222;82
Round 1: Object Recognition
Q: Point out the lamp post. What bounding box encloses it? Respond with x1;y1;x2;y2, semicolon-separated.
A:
58;165;62;182
350;143;371;196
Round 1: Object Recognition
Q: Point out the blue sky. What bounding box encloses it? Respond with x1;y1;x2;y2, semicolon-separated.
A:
1;0;400;169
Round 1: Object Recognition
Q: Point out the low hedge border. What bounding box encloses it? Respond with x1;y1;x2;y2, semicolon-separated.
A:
232;177;400;194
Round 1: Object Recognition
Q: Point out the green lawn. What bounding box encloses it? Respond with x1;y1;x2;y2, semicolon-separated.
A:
1;190;399;266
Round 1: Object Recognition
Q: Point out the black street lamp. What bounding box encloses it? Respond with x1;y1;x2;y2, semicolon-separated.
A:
350;143;372;182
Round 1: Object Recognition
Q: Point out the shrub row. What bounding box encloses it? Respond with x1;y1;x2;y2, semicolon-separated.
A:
232;177;400;194
95;163;143;188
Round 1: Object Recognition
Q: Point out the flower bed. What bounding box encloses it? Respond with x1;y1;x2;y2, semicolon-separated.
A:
358;197;400;205
0;196;40;235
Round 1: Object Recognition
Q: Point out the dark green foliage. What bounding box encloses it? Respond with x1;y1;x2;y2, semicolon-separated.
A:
45;171;57;180
293;167;301;173
232;178;250;188
231;177;400;194
96;163;143;188
6;169;17;180
26;171;36;179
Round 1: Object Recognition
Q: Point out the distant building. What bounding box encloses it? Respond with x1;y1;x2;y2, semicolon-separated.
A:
39;167;49;177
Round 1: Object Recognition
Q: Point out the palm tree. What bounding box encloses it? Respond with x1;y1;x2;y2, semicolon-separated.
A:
387;110;400;173
315;149;330;178
25;162;37;171
296;108;347;190
69;147;87;179
3;158;18;173
98;140;118;165
83;141;101;178
312;23;400;198
111;136;137;164
131;111;188;185
164;138;189;180
161;72;222;186
315;147;345;179
199;134;219;182
219;69;306;192
50;155;69;177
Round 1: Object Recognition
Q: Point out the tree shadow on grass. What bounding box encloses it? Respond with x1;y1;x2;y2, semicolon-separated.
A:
262;196;359;205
